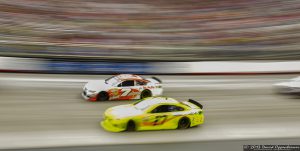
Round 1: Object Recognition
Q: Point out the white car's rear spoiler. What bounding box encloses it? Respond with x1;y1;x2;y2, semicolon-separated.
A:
151;76;162;83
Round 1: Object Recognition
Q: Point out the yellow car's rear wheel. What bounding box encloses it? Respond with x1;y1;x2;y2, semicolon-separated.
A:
126;120;136;131
177;117;190;129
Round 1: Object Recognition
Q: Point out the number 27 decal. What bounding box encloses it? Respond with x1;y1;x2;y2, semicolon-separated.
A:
153;115;167;125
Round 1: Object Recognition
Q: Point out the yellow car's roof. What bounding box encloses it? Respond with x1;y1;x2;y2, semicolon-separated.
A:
134;97;179;110
143;97;178;104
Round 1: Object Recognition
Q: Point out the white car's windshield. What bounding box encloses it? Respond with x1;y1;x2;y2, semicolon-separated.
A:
105;76;119;85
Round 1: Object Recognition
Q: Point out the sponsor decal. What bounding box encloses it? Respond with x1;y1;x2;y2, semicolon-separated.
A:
108;88;139;100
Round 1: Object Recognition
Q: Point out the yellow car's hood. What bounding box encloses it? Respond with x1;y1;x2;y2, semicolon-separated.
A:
106;104;143;119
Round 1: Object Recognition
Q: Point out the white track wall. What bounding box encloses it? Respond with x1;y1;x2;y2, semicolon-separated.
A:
150;61;300;74
1;57;300;74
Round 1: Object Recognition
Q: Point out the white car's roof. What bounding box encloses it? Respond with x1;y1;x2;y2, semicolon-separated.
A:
115;74;143;80
105;74;145;85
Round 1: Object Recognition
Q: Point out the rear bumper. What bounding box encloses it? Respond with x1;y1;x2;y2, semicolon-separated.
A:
152;88;163;96
191;114;205;127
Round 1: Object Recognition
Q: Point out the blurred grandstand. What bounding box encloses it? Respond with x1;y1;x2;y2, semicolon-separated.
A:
0;0;300;61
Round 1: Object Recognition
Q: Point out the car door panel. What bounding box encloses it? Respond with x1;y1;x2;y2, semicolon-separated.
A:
139;113;179;130
119;88;140;100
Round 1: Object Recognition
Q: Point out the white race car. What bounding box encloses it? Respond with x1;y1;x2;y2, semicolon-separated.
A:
82;74;163;101
273;76;300;95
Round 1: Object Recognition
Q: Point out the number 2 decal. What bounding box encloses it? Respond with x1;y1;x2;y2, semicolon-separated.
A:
121;89;132;96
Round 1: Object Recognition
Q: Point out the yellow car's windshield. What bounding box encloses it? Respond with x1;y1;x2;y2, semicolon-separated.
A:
134;101;150;111
133;98;154;111
134;97;180;111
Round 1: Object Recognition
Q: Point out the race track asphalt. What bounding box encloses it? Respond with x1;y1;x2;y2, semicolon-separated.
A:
0;73;300;150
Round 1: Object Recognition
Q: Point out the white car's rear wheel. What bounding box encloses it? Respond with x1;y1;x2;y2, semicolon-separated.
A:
140;90;152;99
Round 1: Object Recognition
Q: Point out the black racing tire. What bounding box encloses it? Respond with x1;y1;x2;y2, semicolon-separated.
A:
140;90;152;99
177;117;190;129
126;120;136;132
97;91;109;101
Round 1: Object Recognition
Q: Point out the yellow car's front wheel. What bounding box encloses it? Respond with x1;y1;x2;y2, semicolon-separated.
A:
126;120;136;131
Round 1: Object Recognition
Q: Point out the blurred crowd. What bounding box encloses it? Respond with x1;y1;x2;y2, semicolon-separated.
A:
0;0;300;60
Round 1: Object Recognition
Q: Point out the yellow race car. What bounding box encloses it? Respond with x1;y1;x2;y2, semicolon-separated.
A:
101;97;204;132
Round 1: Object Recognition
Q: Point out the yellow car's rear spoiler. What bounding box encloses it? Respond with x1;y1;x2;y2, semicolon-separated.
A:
188;99;203;109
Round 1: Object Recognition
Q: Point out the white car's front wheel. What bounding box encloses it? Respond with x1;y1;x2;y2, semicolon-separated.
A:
97;91;109;101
